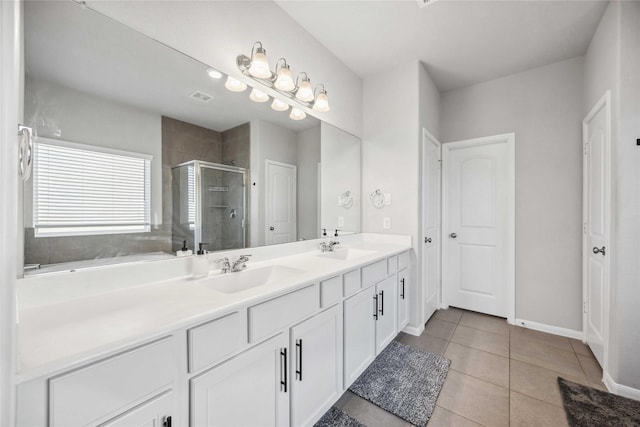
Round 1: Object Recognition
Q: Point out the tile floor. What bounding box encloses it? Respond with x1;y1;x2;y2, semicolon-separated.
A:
335;307;606;427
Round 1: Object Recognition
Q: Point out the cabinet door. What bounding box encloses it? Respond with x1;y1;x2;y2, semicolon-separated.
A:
398;269;409;331
375;275;398;354
343;287;376;388
190;334;289;427
290;305;343;427
101;391;174;427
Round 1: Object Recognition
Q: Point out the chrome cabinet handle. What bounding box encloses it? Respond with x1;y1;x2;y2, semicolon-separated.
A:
449;233;457;239
593;246;606;256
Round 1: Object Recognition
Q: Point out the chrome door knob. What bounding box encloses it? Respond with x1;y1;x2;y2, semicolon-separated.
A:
424;237;432;243
269;226;275;231
449;233;457;239
593;246;606;256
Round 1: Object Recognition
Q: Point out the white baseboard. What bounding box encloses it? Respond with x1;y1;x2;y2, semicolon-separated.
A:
403;323;424;337
603;371;640;401
514;318;583;340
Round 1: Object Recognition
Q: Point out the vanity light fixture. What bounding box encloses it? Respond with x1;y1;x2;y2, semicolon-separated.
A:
289;108;307;121
312;84;330;112
235;41;330;115
206;68;223;79
271;98;290;112
225;76;247;92
295;73;314;102
249;88;269;103
247;41;272;79
274;58;295;92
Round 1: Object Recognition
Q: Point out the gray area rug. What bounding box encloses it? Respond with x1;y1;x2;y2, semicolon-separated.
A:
314;406;366;427
349;340;451;426
558;377;640;426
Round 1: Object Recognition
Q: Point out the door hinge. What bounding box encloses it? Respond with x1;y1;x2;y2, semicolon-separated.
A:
583;142;590;155
583;222;588;234
583;301;587;314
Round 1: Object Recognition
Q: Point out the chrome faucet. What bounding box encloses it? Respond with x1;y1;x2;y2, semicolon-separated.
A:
215;257;231;273
231;254;252;272
319;240;340;253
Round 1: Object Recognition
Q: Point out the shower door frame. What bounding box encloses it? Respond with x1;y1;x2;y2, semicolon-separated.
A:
191;160;247;252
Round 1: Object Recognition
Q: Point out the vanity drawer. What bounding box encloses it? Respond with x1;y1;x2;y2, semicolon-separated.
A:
343;269;361;297
361;259;387;289
188;311;246;373
248;284;319;342
398;251;410;270
49;337;175;427
387;255;398;275
320;276;342;308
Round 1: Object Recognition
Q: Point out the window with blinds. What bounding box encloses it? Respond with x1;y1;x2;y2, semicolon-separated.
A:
33;138;151;237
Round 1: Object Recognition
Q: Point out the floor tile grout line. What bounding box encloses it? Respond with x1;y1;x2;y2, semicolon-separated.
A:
510;389;566;410
448;367;510;390
456;322;511;338
434;404;490;427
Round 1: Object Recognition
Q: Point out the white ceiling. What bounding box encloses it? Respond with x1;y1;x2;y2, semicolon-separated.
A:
276;0;608;92
25;1;319;134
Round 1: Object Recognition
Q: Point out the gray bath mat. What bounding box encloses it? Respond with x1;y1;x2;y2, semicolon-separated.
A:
313;406;366;427
558;377;640;426
349;340;450;426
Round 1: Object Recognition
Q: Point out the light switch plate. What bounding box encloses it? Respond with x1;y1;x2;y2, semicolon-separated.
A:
383;217;391;229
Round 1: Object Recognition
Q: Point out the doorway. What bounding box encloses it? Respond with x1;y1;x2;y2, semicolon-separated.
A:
441;133;515;321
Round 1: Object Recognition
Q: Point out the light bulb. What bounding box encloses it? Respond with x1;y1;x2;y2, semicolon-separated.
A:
295;77;314;102
313;90;330;112
289;108;307;121
206;68;223;79
248;46;271;79
225;76;247;92
249;88;269;103
274;65;295;92
271;98;290;112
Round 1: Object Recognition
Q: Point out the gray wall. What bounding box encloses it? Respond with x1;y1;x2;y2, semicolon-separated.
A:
362;60;441;330
584;0;640;390
297;126;321;241
440;56;585;331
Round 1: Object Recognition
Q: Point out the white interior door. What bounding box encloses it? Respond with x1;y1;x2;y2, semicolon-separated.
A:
442;134;515;319
422;129;441;323
583;92;611;368
265;160;296;245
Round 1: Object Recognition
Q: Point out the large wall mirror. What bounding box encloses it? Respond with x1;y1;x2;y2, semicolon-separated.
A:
22;1;361;274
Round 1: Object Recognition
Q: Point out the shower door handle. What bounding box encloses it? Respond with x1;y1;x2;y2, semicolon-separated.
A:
269;226;275;231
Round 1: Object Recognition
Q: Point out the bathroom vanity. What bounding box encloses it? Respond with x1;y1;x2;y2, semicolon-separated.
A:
15;234;411;427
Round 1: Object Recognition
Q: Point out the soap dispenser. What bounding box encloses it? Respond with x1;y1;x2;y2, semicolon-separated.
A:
177;240;192;257
192;243;210;278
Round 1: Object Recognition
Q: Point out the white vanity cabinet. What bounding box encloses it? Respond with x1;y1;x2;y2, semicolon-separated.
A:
101;391;175;427
190;333;290;427
374;275;398;354
398;269;410;330
290;305;343;427
343;286;377;387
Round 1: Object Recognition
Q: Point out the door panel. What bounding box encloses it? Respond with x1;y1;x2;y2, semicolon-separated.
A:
265;161;296;245
443;135;513;318
375;276;398;354
583;93;610;368
343;287;376;388
422;130;441;323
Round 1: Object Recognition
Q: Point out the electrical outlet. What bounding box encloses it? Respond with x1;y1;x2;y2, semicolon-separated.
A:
384;193;391;205
383;217;391;229
338;216;344;227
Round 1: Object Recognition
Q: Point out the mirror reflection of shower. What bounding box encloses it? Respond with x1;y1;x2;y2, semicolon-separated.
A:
172;161;246;252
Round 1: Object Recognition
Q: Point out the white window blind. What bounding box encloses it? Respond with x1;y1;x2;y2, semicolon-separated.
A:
187;165;196;229
33;138;151;237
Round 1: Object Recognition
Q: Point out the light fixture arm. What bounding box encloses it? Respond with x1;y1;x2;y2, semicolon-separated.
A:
295;72;310;86
274;58;289;74
314;84;327;96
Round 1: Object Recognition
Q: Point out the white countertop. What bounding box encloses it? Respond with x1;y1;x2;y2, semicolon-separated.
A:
16;235;411;382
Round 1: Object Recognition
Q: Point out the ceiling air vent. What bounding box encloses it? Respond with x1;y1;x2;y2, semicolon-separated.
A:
190;91;213;103
417;0;437;8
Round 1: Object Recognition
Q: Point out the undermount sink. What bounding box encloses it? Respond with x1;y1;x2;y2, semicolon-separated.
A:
318;248;377;261
197;265;306;294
